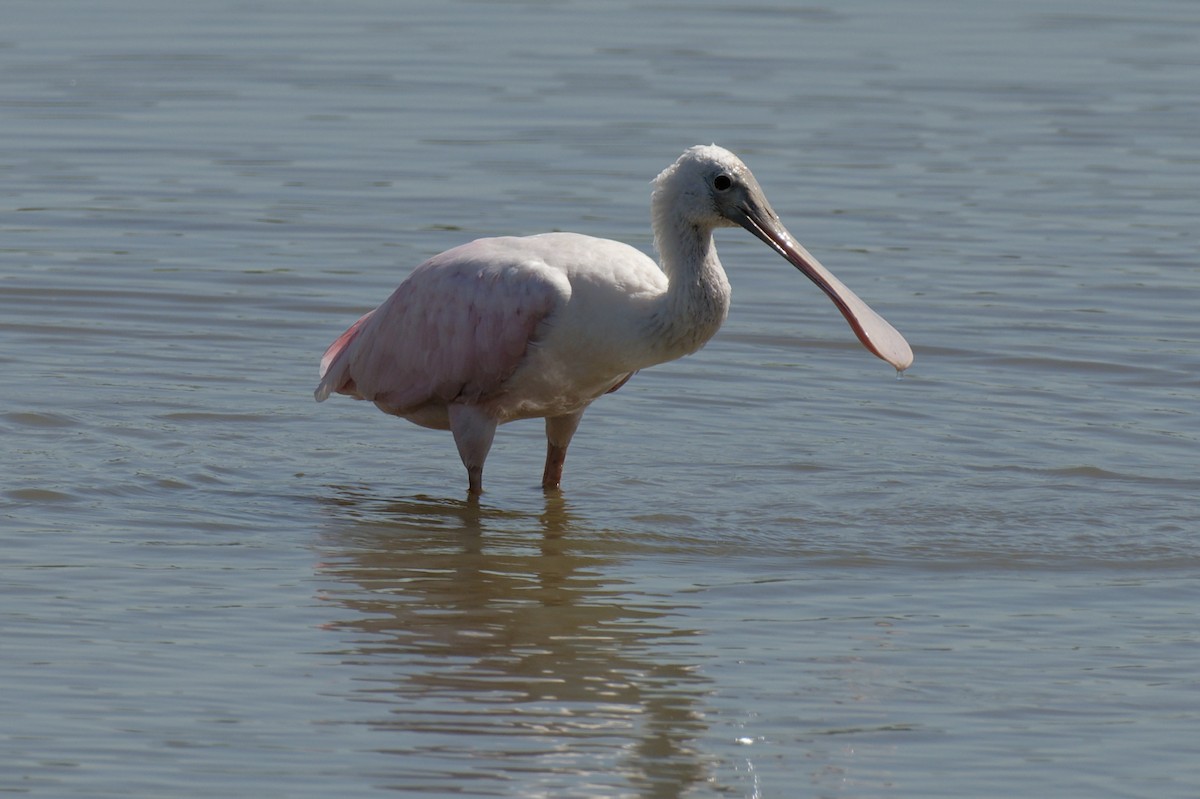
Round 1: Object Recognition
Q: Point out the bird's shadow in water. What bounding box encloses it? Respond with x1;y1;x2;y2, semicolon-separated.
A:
312;485;721;796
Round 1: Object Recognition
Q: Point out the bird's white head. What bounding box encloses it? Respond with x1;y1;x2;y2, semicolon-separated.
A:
653;145;914;372
652;144;763;232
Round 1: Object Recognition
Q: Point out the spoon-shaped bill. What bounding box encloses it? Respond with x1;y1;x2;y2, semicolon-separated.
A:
734;205;914;372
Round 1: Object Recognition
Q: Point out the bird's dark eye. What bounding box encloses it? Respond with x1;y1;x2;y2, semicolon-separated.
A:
713;174;732;191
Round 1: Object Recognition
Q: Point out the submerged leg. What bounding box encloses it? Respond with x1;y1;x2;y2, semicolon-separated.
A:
448;404;498;495
542;410;585;491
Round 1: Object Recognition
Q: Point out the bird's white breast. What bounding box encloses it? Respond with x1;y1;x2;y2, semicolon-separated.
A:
477;233;671;421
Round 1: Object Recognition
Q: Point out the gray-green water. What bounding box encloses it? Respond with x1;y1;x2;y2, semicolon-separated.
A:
3;1;1198;796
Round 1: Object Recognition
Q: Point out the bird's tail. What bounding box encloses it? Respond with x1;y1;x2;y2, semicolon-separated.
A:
314;310;374;402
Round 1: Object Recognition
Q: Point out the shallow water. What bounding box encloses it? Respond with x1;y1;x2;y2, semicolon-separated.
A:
3;0;1199;796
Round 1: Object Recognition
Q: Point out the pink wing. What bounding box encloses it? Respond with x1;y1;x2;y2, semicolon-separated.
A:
314;238;570;412
317;310;374;395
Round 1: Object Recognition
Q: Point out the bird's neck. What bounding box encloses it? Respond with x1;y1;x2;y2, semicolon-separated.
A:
645;218;732;363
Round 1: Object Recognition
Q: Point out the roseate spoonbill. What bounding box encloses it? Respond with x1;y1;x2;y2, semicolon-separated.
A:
316;145;912;495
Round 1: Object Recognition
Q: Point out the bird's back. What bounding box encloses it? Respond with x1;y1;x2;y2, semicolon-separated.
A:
315;233;666;421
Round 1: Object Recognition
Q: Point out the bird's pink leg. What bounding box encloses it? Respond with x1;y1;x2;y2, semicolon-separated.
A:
448;404;498;495
542;410;584;491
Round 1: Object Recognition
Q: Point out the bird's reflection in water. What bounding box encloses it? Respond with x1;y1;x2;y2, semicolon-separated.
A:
315;487;715;796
